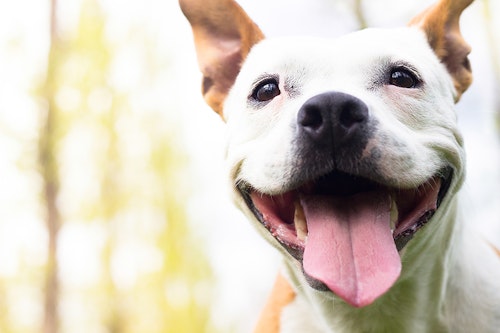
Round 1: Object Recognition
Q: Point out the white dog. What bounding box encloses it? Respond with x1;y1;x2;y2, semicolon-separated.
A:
180;0;500;331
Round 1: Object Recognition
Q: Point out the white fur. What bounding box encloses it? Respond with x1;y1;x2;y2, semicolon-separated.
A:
226;28;461;193
223;27;500;332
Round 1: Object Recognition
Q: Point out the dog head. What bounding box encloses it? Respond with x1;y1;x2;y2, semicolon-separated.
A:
181;0;473;307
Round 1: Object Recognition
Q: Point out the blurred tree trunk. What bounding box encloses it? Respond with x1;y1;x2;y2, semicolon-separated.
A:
39;0;61;332
352;0;368;29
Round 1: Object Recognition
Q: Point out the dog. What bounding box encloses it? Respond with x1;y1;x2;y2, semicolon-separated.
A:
179;0;500;331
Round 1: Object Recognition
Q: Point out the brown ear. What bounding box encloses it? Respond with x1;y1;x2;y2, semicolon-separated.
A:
179;0;264;117
409;0;474;101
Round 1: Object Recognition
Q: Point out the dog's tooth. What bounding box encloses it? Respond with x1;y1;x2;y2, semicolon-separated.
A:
390;196;398;233
294;200;308;242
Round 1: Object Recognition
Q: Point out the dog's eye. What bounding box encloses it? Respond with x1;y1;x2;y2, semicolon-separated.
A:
252;79;281;102
389;68;419;88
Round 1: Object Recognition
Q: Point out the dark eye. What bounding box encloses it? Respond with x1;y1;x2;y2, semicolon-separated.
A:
389;68;419;88
252;79;280;102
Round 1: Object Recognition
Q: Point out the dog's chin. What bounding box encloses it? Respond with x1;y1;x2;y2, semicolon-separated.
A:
238;168;452;306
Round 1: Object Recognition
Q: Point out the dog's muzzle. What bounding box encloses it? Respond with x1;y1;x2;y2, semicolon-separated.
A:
239;168;452;307
291;92;375;186
237;91;453;308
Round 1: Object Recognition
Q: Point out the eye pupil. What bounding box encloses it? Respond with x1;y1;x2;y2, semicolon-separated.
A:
253;80;280;102
390;69;418;88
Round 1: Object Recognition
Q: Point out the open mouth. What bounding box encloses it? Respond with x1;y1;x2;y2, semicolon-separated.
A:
239;169;451;307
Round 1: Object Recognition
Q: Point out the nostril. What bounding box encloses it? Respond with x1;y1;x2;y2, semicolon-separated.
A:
339;102;368;130
299;105;324;131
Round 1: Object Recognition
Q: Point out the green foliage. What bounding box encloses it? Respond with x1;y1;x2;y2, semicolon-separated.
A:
0;0;218;332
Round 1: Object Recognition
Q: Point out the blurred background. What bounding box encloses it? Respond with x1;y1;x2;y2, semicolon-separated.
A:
0;0;498;332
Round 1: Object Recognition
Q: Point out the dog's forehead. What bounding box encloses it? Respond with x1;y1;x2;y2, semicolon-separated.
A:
240;27;437;81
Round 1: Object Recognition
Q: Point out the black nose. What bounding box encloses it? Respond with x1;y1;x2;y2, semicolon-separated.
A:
297;91;369;147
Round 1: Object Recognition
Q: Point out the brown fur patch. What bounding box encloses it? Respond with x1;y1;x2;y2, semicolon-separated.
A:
253;273;296;333
180;0;264;117
409;0;474;101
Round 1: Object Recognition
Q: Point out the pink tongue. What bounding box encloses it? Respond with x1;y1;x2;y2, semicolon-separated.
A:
302;192;401;308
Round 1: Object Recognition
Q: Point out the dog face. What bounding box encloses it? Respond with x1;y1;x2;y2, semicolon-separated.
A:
225;29;461;192
225;28;464;307
180;0;473;308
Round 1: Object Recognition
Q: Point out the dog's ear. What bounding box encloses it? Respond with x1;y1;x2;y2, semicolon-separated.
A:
409;0;474;101
180;0;264;117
